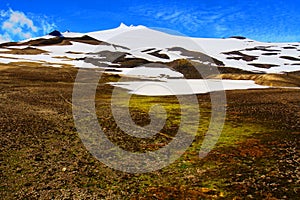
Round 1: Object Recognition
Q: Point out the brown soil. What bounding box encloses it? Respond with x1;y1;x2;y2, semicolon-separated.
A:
66;51;85;54
141;48;156;53
245;46;281;52
1;47;48;55
148;50;170;59
282;46;297;50
113;55;150;68
214;73;300;87
248;63;279;69
223;51;258;62
168;47;224;66
280;56;300;61
0;65;299;199
0;35;107;47
262;53;280;56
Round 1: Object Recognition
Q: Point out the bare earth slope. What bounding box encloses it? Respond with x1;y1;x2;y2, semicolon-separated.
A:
0;65;299;199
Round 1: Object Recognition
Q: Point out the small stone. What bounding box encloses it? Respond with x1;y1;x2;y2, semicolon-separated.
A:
62;167;67;172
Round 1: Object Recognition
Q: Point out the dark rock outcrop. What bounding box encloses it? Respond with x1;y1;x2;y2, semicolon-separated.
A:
48;30;63;37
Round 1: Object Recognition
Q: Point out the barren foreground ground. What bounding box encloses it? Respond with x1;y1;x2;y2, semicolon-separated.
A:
0;65;299;199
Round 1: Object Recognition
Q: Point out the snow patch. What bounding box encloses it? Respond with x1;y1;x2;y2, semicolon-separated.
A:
110;79;269;96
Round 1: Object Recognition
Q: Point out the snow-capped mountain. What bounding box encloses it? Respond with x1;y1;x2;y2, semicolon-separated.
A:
0;23;299;95
1;23;299;73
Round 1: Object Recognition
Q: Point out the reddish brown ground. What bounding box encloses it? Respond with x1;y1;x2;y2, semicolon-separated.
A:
0;65;299;199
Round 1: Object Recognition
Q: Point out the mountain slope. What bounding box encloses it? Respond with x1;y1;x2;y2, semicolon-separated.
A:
0;23;299;94
0;23;299;72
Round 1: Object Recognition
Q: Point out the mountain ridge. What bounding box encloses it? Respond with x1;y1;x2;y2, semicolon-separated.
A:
0;24;299;92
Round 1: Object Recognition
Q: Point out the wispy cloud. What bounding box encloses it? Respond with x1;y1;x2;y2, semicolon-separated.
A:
0;32;10;42
130;4;240;37
0;8;57;42
130;1;300;42
2;9;37;40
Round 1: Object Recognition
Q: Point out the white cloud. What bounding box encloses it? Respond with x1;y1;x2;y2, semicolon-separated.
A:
0;8;57;42
1;9;37;40
215;24;228;35
39;18;57;35
0;32;11;43
0;9;9;18
130;4;241;37
7;9;37;31
134;6;205;32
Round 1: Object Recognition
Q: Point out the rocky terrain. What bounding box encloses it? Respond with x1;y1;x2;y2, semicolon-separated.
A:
0;24;299;199
0;65;299;199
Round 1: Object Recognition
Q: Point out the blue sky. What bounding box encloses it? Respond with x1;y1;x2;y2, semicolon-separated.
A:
1;0;300;42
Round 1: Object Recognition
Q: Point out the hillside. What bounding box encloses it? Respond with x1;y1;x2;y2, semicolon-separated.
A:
0;23;299;93
0;24;299;199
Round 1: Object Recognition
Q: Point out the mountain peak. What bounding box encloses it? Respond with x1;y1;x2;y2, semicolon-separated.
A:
48;30;63;37
117;23;146;30
118;23;129;29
